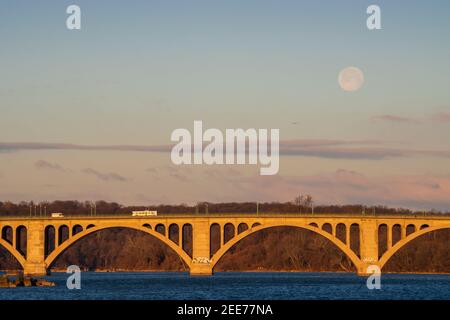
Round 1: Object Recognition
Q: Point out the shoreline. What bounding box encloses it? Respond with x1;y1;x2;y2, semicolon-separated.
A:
2;268;450;275
44;269;450;275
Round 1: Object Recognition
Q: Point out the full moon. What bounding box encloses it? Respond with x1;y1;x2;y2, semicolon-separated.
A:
338;67;364;92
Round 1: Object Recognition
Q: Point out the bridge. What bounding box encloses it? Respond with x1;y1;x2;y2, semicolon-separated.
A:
1;214;449;276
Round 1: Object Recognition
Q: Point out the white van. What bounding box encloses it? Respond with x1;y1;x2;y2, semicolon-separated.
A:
51;213;64;218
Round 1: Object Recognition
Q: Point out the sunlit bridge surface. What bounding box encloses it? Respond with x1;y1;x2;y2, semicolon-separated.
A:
1;213;450;277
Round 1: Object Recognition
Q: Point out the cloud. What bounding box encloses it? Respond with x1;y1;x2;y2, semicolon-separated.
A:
431;112;450;123
280;146;409;160
371;115;421;124
35;160;67;172
82;168;128;182
372;111;450;125
279;139;383;148
0;139;382;153
0;142;170;153
1;140;450;161
147;166;192;182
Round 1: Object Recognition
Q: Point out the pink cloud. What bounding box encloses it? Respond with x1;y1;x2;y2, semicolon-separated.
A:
371;112;450;125
431;112;450;123
371;115;421;124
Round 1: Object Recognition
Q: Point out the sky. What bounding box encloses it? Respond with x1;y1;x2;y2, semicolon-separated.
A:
1;0;450;210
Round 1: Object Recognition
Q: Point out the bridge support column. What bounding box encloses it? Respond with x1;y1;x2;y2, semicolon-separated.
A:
190;219;213;276
401;225;406;240
24;221;48;276
357;220;379;276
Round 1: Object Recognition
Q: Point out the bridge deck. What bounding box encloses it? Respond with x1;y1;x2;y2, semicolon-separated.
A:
1;213;450;221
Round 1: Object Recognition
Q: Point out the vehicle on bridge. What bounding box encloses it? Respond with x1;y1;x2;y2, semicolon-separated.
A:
51;213;64;218
131;210;158;217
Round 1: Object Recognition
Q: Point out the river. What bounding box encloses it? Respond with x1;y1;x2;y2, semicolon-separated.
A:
1;272;450;300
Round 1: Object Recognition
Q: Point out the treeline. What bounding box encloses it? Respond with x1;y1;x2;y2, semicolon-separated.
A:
1;200;449;216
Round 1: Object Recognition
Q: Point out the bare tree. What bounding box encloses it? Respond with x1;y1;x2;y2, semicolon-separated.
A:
304;195;313;208
294;195;305;213
294;194;314;213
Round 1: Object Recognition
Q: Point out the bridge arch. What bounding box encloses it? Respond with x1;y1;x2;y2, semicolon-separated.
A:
379;225;450;269
155;224;166;236
223;223;235;244
321;223;332;234
210;223;362;270
44;225;56;257
0;238;26;269
72;224;83;236
237;223;248;234
181;223;193;257
58;225;70;245
1;225;13;243
335;223;346;243
406;224;416;235
168;223;180;245
44;224;192;270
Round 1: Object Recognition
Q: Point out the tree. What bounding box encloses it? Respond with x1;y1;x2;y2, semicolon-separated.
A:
294;195;314;213
304;195;313;208
294;195;305;213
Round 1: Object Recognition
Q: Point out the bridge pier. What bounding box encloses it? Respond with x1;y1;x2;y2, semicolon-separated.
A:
190;263;213;276
24;221;48;276
357;220;379;276
189;219;213;276
23;262;48;276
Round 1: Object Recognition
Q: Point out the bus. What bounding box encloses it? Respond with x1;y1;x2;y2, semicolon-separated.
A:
131;210;158;217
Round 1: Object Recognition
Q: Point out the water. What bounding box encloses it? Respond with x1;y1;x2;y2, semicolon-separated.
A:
1;272;450;300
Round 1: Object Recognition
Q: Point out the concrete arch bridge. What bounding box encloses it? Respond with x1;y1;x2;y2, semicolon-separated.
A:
0;214;449;276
